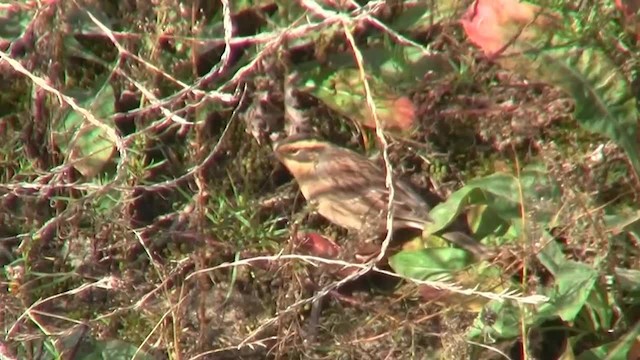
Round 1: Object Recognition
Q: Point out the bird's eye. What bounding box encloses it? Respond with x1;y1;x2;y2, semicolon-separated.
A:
282;147;303;157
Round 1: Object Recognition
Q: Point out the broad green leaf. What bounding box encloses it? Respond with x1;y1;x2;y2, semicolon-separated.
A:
537;234;614;332
465;164;558;207
536;231;569;275
391;248;510;313
424;165;559;238
424;186;489;236
467;204;511;240
389;248;474;280
468;256;597;343
541;261;598;322
537;236;601;324
584;284;614;333
468;301;525;341
54;81;117;178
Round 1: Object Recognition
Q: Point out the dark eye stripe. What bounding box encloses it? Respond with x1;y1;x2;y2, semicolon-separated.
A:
277;143;327;161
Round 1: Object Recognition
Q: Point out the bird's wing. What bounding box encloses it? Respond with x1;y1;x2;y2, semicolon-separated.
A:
384;179;433;228
317;149;433;228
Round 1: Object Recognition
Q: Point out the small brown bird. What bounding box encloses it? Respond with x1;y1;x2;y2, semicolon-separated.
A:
274;135;491;259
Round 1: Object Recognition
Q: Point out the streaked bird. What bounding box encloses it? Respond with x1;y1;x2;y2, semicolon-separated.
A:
274;135;491;259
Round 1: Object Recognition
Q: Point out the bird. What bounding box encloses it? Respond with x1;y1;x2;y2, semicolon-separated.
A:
273;134;491;259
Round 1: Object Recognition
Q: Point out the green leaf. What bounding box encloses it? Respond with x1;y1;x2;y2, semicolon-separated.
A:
54;81;117;178
424;165;560;238
424;186;490;236
468;301;525;341
538;238;600;323
541;261;598;322
389;248;474;280
537;231;618;332
536;232;569;275
584;283;614;333
467;204;511;240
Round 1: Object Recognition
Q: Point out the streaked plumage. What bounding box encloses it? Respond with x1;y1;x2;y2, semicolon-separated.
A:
274;135;490;258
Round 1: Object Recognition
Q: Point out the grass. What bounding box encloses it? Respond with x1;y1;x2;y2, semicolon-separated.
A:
1;0;640;359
